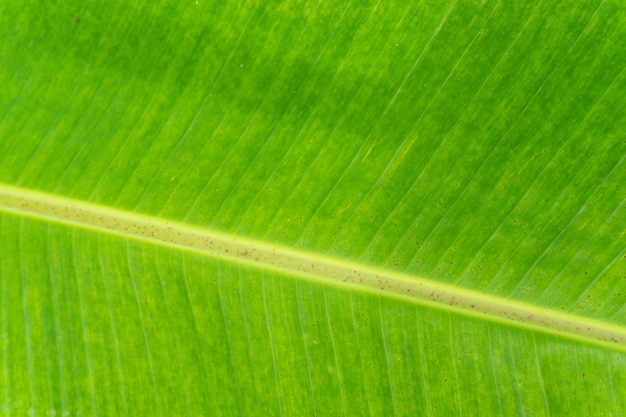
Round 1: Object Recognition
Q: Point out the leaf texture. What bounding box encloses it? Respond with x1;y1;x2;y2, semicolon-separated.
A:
1;0;625;415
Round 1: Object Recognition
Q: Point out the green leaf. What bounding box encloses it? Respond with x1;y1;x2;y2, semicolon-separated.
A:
1;0;624;415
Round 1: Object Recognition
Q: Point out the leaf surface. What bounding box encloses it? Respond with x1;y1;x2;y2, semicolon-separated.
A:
1;0;625;415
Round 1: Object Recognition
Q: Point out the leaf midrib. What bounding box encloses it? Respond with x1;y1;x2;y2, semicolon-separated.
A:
1;182;625;352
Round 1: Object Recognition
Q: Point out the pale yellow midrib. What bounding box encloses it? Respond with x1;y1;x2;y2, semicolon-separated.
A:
1;182;625;353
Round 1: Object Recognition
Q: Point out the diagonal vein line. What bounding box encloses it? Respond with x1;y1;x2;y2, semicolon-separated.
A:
1;183;625;353
260;275;284;417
